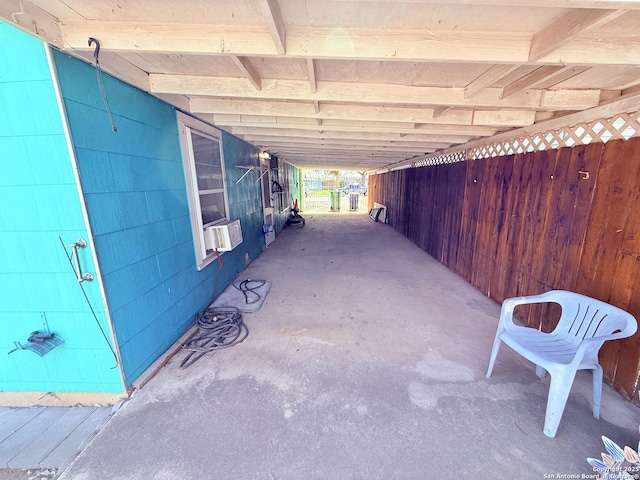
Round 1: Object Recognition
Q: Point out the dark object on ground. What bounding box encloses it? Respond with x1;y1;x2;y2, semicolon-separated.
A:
179;306;248;369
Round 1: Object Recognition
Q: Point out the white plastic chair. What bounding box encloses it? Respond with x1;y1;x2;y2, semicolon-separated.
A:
485;290;637;438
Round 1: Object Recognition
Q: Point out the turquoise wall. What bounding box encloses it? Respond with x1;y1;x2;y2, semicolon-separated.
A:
271;158;303;233
222;131;268;258
0;22;123;393
0;20;301;392
52;50;268;385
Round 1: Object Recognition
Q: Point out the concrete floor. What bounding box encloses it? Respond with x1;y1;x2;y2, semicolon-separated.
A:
54;213;639;480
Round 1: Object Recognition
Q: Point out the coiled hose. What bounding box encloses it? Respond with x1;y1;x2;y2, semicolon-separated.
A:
179;306;248;369
233;279;266;304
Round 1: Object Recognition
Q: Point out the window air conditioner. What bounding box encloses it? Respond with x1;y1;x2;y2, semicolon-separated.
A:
204;219;243;252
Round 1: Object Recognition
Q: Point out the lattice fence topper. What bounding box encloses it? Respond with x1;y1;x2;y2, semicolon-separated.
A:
401;111;640;170
470;111;640;160
413;150;466;168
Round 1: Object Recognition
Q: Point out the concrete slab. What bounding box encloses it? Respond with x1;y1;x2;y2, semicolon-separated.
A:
9;408;94;469
46;214;640;479
0;406;111;472
0;408;45;445
0;409;65;467
210;280;272;313
40;408;111;469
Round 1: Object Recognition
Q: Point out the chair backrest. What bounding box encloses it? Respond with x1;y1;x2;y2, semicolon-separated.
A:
547;290;637;343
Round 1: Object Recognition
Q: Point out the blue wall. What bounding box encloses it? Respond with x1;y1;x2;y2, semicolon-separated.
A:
222;131;268;258
0;22;123;393
0;20;301;393
52;50;268;385
270;158;303;233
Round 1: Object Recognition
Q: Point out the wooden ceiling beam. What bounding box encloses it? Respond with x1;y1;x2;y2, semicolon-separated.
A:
271;152;428;162
263;144;438;154
542;89;603;110
471;110;536;126
432;106;455;118
307;58;317;93
328;0;640;7
60;21;279;56
531;65;592;88
243;136;451;149
155;75;599;110
529;8;627;61
273;149;414;156
226;126;477;144
258;0;286;55
286;27;529;63
0;1;62;46
192;98;537;127
465;65;521;99
501;65;566;99
192;98;469;123
59;21;527;62
58;21;640;66
213;118;498;136
230;56;261;90
540;33;640;64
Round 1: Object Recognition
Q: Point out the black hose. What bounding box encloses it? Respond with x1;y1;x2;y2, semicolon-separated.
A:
179;306;248;369
233;279;266;305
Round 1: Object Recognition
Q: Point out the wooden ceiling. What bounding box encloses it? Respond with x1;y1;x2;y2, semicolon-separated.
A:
3;0;640;170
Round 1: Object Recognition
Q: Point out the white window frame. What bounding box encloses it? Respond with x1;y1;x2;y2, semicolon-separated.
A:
177;112;229;270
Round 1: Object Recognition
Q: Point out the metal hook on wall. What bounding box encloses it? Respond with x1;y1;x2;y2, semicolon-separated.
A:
88;37;101;59
87;36;117;133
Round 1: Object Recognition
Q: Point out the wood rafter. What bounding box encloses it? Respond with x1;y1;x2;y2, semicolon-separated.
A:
306;58;317;93
529;8;627;61
191;98;537;126
465;65;520;99
259;0;286;55
230;56;261;90
226;127;478;144
333;0;640;7
531;66;592;88
244;139;451;152
152;75;600;110
58;22;640;66
210;114;499;136
0;0;62;46
432;106;455;118
501;66;567;99
2;0;639;171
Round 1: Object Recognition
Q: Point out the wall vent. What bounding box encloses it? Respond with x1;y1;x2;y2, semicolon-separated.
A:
204;219;243;252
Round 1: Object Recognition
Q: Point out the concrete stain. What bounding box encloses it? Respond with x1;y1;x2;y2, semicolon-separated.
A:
415;351;475;383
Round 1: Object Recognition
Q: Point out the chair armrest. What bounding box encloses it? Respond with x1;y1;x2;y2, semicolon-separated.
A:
569;333;631;367
498;291;561;330
576;329;634;350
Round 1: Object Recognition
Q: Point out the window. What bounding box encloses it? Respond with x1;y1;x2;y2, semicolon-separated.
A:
178;112;229;269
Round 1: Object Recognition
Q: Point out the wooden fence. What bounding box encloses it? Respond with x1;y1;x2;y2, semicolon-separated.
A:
370;136;640;401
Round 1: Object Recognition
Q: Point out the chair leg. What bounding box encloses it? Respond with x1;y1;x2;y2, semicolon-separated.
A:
592;365;603;420
535;365;546;378
543;368;577;438
485;334;503;378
